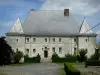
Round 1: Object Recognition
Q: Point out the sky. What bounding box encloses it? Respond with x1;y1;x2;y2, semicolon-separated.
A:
0;0;100;42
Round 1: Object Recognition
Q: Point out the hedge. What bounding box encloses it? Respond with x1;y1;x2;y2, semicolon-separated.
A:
85;60;100;68
24;55;40;63
64;63;80;75
52;54;77;62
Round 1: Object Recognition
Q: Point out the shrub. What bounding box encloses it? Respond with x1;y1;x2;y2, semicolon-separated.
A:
65;53;72;57
65;56;77;62
52;53;77;62
35;53;41;63
78;49;87;62
64;63;80;75
13;51;23;64
24;54;41;63
51;53;59;62
85;60;100;68
89;49;100;60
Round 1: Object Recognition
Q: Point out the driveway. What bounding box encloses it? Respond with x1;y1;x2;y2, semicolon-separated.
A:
0;63;63;75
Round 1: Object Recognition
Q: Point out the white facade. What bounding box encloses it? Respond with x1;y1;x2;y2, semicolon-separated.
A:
6;35;96;59
6;9;97;61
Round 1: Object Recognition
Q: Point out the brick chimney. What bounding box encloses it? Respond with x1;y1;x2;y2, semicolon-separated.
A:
64;9;69;16
31;9;34;11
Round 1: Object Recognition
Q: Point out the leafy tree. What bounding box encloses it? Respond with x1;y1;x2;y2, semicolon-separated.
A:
0;37;14;65
14;51;23;64
77;49;87;62
90;48;100;60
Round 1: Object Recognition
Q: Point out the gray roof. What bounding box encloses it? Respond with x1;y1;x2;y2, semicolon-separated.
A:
21;10;80;36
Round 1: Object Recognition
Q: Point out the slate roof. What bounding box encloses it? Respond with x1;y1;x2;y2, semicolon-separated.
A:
7;10;96;36
21;10;80;36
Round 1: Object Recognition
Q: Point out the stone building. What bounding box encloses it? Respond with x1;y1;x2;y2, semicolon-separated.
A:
6;9;97;61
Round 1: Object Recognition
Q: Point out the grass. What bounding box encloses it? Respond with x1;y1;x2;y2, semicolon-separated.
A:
58;68;66;75
65;63;80;72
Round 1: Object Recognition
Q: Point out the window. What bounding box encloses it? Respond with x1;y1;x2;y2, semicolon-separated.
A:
59;38;61;42
26;49;29;55
53;38;55;42
88;37;89;41
86;39;88;42
45;38;47;42
74;38;76;42
59;47;62;54
86;49;88;52
74;48;77;55
74;48;76;51
16;48;18;52
17;39;18;42
26;38;29;42
33;38;36;42
52;47;55;52
33;49;36;53
45;47;47;49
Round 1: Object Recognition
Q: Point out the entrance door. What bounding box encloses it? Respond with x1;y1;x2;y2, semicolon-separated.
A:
44;50;48;58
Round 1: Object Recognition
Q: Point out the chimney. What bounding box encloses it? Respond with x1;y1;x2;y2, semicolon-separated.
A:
64;9;69;16
31;9;34;11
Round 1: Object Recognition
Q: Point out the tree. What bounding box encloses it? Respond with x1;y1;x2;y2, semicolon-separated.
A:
90;48;100;60
77;49;87;62
0;37;14;65
14;51;23;64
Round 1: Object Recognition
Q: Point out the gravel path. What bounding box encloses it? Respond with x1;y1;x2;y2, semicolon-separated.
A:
0;63;63;75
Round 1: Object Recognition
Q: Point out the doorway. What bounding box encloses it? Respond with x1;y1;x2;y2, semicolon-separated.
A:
44;50;48;58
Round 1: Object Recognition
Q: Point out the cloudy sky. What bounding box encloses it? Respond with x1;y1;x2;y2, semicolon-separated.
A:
0;0;100;42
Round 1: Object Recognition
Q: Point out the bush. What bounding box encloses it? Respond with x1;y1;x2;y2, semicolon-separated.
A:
13;51;23;64
24;54;41;63
51;53;59;62
89;49;100;60
85;60;100;68
51;53;77;62
64;63;80;75
78;49;87;62
65;53;72;57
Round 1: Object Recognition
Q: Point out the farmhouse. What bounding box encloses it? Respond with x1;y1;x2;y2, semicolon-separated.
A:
6;9;97;61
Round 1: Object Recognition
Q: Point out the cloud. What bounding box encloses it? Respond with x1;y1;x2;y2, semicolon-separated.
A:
41;0;100;16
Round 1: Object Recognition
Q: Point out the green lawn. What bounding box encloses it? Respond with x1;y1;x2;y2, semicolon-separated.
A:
58;62;84;75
